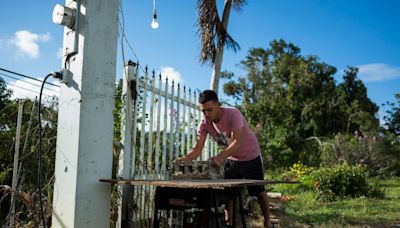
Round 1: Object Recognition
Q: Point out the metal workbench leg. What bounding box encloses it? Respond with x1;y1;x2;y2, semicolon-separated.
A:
212;192;220;228
153;187;160;228
238;189;246;228
232;194;237;228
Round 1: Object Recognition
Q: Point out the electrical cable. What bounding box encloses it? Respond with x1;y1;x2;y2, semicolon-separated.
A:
38;71;62;228
38;73;52;228
5;82;52;97
0;67;59;88
118;0;146;74
1;72;60;93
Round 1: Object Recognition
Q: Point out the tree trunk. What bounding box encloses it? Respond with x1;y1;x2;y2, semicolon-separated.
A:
210;0;232;94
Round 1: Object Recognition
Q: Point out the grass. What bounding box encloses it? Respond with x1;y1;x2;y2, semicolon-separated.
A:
274;177;400;227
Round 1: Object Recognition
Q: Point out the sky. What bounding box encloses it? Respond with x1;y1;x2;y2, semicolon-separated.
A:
0;0;399;122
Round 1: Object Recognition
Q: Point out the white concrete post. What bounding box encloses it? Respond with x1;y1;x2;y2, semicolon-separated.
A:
52;0;119;227
116;63;136;228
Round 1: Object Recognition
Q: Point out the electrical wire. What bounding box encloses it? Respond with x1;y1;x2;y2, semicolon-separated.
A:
1;73;60;93
38;73;53;228
118;0;146;74
5;82;55;97
0;67;59;88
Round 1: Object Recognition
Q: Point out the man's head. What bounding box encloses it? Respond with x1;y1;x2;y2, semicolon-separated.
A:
198;90;221;122
198;90;219;104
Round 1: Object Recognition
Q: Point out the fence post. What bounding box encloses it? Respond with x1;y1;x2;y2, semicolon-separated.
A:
168;81;175;166
9;100;23;227
154;74;162;175
116;62;137;228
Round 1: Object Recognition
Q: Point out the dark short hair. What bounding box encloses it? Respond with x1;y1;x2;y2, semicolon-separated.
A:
198;90;219;104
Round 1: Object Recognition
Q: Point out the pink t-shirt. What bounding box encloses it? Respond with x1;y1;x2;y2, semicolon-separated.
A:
197;107;261;161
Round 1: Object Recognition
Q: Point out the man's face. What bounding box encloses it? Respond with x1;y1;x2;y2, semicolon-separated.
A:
199;100;221;122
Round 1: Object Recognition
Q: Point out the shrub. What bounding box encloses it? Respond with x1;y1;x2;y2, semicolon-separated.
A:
274;162;315;194
320;132;400;177
311;162;382;201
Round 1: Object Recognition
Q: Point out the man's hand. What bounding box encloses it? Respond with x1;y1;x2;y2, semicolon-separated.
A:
210;155;225;166
175;156;187;162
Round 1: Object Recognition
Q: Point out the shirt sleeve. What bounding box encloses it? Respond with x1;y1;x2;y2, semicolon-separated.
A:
230;109;245;131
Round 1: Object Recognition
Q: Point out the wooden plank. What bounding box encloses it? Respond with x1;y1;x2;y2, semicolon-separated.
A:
99;178;298;189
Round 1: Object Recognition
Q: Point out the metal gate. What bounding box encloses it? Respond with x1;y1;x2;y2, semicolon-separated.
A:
116;61;217;227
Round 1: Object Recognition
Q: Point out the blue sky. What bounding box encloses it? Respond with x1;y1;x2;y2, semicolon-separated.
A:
1;0;399;122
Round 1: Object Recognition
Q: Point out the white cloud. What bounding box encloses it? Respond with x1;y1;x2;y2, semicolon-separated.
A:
10;30;51;59
160;66;183;85
357;63;400;82
8;78;59;101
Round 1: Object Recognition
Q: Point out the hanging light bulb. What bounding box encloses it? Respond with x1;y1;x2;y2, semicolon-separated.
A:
151;10;159;29
151;0;159;29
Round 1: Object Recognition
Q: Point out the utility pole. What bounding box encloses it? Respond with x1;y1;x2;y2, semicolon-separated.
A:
51;0;119;227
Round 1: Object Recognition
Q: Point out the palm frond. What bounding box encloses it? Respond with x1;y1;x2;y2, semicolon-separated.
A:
197;0;241;65
232;0;246;11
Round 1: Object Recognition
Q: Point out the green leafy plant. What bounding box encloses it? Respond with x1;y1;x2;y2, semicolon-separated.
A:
312;163;383;201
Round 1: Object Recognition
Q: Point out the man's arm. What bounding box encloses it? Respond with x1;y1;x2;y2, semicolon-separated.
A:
177;133;207;161
211;126;244;166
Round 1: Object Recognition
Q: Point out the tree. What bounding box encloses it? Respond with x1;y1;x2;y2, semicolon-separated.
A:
337;67;379;134
383;93;400;135
222;39;380;168
0;79;59;225
0;76;12;131
196;0;244;93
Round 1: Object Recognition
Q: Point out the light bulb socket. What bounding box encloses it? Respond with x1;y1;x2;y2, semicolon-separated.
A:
151;9;159;29
153;9;157;19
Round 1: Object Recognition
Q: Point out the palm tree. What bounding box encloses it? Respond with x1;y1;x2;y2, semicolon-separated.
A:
196;0;245;94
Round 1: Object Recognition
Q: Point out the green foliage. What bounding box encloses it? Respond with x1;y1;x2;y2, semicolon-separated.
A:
283;178;400;226
222;39;379;168
312;163;383;201
111;81;123;179
273;162;315;194
0;78;58;224
320;133;400;176
0;167;12;184
337;67;379;133
113;80;123;143
284;161;313;181
383;93;400;135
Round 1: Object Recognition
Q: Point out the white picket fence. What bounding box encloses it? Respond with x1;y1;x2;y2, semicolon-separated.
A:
116;61;217;227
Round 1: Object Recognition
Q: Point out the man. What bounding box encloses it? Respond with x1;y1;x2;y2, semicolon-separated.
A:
177;90;271;228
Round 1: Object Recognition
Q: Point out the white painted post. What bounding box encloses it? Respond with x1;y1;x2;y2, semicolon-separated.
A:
131;65;139;177
168;81;175;165
161;78;168;174
10;100;23;227
52;0;119;227
175;84;181;159
139;70;148;225
192;91;197;149
139;70;148;175
154;74;162;174
147;72;156;173
186;89;191;153
116;62;136;228
181;86;186;157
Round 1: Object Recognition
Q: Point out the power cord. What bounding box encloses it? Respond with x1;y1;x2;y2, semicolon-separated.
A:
38;71;62;227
